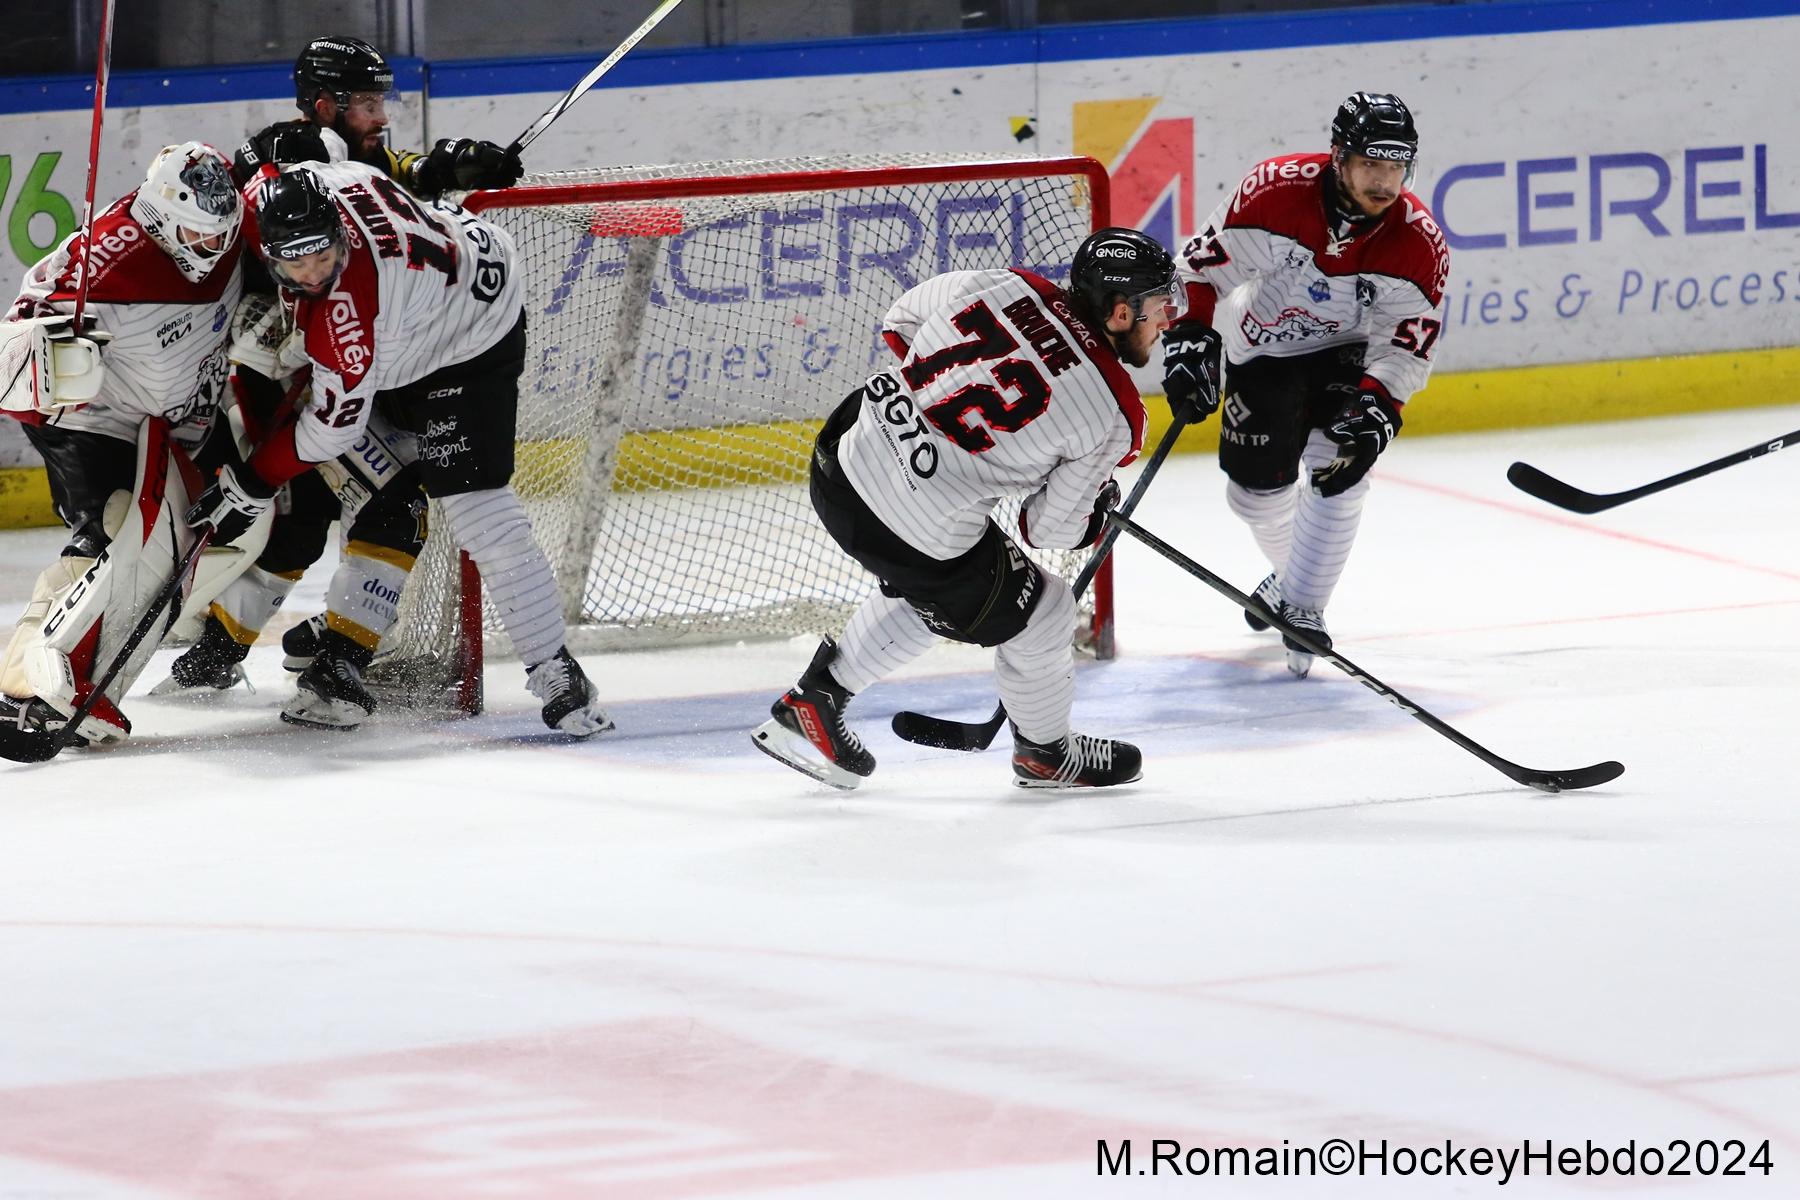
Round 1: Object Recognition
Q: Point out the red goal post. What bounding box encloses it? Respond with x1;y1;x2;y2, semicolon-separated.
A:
375;154;1118;714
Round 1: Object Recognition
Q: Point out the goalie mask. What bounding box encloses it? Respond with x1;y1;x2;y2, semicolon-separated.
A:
255;169;349;299
129;142;242;283
1069;227;1179;325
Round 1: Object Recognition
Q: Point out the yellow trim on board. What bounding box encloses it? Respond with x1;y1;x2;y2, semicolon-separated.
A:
5;346;1799;528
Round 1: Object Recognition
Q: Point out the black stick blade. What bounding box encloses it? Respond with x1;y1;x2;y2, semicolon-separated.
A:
1516;760;1626;794
890;703;1007;752
0;722;66;764
1506;462;1613;514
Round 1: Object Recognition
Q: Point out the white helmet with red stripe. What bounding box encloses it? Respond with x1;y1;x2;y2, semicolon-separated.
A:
130;142;242;282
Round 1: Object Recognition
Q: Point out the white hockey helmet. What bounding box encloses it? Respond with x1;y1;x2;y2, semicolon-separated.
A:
130;142;243;283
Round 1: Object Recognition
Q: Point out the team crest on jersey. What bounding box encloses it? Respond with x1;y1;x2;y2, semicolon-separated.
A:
1357;279;1377;308
1240;305;1342;347
1308;278;1331;303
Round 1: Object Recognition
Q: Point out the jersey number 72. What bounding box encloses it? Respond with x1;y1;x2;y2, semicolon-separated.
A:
902;300;1050;454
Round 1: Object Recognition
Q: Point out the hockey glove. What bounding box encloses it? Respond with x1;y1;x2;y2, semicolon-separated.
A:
418;138;524;194
233;123;333;185
187;462;276;545
1076;478;1122;549
1161;324;1223;423
1312;380;1402;498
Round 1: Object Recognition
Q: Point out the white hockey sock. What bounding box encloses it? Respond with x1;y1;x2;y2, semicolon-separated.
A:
1226;480;1297;572
1283;430;1370;610
830;590;937;694
322;541;412;654
208;566;300;647
995;572;1077;745
437;487;565;668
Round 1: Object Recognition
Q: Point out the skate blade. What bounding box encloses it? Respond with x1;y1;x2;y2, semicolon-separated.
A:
1285;648;1314;678
750;718;864;791
279;696;369;731
149;666;252;698
1012;768;1144;790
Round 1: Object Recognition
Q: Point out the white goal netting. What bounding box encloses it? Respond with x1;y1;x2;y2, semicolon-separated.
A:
375;155;1113;708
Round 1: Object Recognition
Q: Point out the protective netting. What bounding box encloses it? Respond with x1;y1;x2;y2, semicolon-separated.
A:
376;155;1107;699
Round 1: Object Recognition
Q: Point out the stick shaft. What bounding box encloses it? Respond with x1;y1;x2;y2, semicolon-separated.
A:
70;0;117;328
507;0;687;156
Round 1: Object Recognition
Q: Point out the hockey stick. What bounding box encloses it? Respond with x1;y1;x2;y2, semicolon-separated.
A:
0;528;212;764
506;0;688;157
1108;512;1624;793
1507;427;1800;514
889;414;1192;752
69;0;117;329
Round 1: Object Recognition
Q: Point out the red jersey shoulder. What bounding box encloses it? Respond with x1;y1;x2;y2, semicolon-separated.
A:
1367;191;1451;307
57;194;240;305
300;244;378;389
1223;153;1332;237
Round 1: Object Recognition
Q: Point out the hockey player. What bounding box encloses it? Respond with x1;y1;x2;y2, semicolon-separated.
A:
751;227;1177;790
0;142;244;759
1163;91;1449;676
183;163;610;736
161;33;527;695
233;35;523;198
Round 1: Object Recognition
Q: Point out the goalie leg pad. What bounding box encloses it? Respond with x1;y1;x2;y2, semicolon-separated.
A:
9;421;198;743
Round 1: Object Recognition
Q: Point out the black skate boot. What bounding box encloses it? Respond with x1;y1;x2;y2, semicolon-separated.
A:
1244;572;1281;632
526;647;615;736
151;614;253;696
1011;725;1143;789
281;630;377;731
282;614;327;672
1279;601;1330;679
750;637;875;790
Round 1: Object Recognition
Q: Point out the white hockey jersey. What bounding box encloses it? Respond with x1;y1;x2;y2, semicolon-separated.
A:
1174;152;1450;405
248;160;523;485
4;191;242;446
836;269;1145;560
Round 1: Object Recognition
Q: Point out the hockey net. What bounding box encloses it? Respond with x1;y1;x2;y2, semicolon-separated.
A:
372;154;1116;713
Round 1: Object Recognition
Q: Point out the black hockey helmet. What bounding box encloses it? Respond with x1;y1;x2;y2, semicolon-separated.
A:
294;35;394;111
1069;227;1179;325
255;169;348;297
1330;92;1418;181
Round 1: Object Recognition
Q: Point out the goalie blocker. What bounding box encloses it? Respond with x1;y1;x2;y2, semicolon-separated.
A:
0;419;204;761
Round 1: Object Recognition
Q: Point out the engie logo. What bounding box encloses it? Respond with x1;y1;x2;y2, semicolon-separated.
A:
1093;246;1137;259
1074;99;1194;255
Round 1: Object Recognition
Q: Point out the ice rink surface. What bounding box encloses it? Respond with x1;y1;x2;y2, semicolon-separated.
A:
1;405;1797;1198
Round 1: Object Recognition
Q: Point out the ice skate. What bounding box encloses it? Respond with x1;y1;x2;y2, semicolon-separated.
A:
281;633;376;731
751;638;875;790
1244;572;1281;632
1279;601;1330;678
526;647;615;736
151;616;253;696
1011;725;1142;789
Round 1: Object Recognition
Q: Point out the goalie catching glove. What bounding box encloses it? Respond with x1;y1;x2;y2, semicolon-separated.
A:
1160;324;1222;423
415;138;523;194
0;315;111;414
1312;380;1402;498
188;462;276;545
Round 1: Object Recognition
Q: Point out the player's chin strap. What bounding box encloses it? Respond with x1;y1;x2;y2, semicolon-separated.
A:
888;412;1193;753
